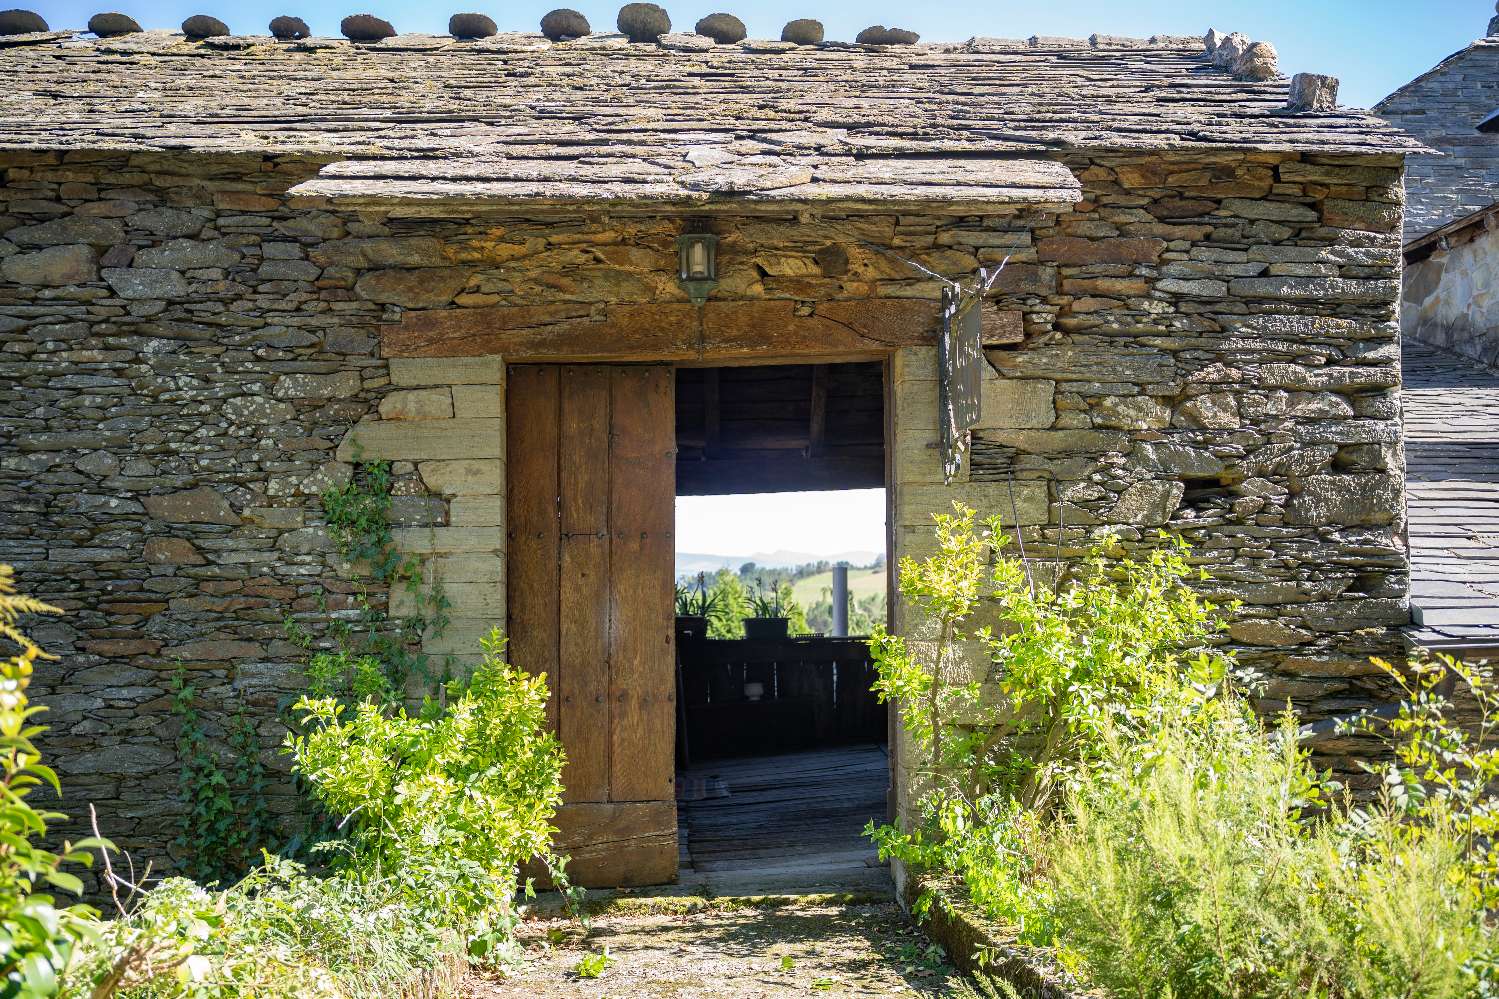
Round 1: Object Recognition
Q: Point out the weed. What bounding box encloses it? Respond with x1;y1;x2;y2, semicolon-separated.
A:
574;948;613;979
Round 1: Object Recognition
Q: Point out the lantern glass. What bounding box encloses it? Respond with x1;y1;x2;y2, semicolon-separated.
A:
676;231;719;304
687;239;709;278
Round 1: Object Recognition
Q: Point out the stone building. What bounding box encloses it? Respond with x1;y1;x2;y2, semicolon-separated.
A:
1375;6;1499;658
0;22;1421;887
1378;5;1499;368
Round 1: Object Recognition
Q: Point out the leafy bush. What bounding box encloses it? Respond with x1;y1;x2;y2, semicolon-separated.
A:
704;570;752;638
0;530;566;997
80;629;567;997
0;566;108;997
868;505;1223;925
286;628;567;953
872;506;1498;999
1368;655;1499;909
1044;668;1491;998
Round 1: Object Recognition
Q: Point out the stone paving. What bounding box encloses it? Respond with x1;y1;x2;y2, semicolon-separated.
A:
1403;340;1499;654
465;899;969;999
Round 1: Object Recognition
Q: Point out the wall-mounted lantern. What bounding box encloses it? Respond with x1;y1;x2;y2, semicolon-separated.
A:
677;229;719;305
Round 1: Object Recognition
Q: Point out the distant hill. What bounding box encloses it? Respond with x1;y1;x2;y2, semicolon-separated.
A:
675;549;880;579
790;566;887;606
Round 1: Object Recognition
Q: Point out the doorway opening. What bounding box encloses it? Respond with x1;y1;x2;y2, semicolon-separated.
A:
673;361;892;895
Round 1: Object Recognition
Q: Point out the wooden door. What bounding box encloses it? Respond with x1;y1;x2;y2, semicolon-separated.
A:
507;364;677;887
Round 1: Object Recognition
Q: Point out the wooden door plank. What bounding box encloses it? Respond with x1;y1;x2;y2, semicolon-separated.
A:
534;801;678;888
608;365;676;804
559;366;611;537
505;365;560;731
558;366;612;802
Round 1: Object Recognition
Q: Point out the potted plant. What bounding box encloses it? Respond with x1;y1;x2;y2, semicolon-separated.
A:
743;582;790;640
675;574;717;640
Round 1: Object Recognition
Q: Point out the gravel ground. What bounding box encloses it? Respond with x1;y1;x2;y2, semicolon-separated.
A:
464;899;971;998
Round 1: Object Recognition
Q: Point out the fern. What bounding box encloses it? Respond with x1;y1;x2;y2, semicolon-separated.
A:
0;564;60;667
0;565;111;996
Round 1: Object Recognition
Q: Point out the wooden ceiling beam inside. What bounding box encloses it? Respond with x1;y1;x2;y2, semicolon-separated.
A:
675;361;884;496
807;364;828;459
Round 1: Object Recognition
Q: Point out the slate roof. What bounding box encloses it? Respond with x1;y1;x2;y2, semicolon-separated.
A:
0;28;1422;206
1402;340;1499;658
1376;37;1499;240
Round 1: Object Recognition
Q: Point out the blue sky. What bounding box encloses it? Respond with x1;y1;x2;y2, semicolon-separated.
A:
34;0;1492;107
677;490;886;558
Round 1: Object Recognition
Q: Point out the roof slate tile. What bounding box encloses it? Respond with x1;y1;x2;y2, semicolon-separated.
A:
0;29;1420;204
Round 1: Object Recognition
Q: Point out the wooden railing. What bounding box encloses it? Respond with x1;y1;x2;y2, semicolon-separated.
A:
676;635;886;762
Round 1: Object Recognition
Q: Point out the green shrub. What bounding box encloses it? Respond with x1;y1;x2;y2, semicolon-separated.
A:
0;558;565;997
1368;655;1499;910
1045;673;1490;999
867;504;1224;927
0;566;108;998
872;507;1498;999
286;628;567;947
81;629;567;997
705;570;751;639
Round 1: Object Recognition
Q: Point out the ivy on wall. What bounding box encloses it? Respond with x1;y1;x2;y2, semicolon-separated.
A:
172;454;455;881
296;455;453;702
170;672;269;886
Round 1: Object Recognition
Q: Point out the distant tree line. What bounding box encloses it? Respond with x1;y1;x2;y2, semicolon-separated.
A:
803;590;886;637
678;556;887;638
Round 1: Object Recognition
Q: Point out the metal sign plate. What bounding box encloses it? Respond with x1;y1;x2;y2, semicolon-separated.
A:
938;287;985;483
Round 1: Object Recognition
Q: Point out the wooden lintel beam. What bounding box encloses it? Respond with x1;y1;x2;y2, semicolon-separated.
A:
676;454;884;496
384;299;939;361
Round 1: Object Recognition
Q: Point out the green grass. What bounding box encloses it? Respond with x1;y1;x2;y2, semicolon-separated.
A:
790;567;886;606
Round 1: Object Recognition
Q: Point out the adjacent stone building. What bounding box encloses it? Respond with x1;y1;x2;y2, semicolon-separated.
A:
1376;7;1499;655
0;22;1420;886
1378;5;1499;368
1401;208;1499;369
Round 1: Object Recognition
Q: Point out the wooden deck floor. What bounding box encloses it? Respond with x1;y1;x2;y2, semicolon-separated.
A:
677;745;893;897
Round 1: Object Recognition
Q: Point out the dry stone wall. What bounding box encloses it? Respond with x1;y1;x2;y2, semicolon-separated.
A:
890;149;1411;815
0;152;386;881
0;145;1408;881
1026;151;1409;722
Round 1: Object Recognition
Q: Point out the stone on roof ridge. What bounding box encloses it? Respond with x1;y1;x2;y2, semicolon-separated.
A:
0;15;1420;162
965;33;1203;53
4;19;1314;101
11;24;1210;54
